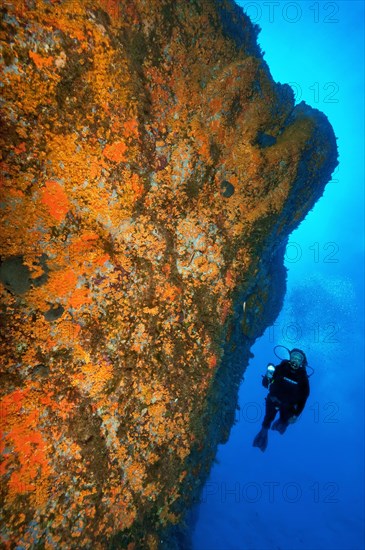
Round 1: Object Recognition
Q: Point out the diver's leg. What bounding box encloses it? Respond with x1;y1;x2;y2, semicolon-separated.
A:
253;396;277;452
262;396;278;429
279;405;293;424
272;405;291;434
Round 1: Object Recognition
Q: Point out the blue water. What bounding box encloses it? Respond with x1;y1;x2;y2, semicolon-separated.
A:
192;2;365;549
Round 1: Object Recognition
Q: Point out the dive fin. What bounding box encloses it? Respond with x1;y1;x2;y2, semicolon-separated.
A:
252;427;268;452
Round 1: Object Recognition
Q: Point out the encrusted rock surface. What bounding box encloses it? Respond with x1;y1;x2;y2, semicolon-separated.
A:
0;1;337;548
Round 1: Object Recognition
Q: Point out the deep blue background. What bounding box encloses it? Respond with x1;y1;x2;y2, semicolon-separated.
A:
192;1;365;549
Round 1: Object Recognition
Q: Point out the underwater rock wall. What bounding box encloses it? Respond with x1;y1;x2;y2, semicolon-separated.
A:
0;0;338;548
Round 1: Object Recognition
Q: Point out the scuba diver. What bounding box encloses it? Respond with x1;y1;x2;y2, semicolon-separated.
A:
253;347;311;452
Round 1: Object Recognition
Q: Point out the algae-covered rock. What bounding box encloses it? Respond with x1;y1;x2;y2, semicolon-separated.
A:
0;0;337;548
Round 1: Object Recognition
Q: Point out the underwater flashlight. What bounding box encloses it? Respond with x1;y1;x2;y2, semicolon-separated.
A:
266;364;275;379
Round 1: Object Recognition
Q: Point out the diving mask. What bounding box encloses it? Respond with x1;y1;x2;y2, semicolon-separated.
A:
289;350;305;369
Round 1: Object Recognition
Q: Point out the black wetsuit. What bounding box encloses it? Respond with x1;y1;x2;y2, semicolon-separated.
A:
262;360;310;428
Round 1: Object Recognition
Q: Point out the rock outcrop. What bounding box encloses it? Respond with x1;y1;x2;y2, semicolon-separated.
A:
0;1;338;548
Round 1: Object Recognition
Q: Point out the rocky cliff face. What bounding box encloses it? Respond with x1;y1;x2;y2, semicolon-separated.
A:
0;1;337;548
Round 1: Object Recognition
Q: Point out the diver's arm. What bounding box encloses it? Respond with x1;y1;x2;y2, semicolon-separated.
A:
271;362;285;380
